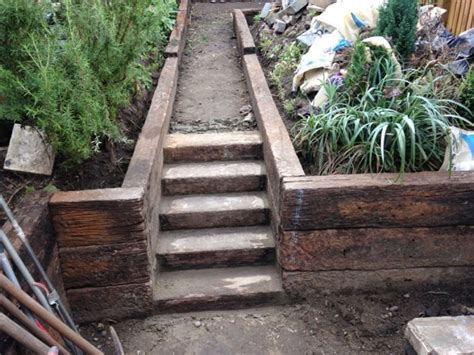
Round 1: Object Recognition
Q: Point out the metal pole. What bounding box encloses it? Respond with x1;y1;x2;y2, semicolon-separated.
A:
0;295;70;355
0;229;53;313
0;195;78;333
0;274;103;354
0;242;37;323
0;312;51;354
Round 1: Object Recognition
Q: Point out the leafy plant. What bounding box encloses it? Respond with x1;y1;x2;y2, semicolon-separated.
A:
0;0;176;163
376;0;419;59
460;66;474;120
271;43;303;100
293;60;471;175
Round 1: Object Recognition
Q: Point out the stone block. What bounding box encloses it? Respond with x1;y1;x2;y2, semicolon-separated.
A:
4;124;55;176
405;316;474;355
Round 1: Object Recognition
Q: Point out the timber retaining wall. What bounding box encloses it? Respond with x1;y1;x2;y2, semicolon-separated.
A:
233;9;474;298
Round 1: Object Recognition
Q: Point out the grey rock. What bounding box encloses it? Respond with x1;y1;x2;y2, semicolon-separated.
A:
3;124;55;176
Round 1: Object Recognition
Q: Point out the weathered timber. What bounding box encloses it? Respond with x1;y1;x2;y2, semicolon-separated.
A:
123;57;179;189
60;241;150;289
157;226;275;269
282;267;474;298
67;282;153;323
163;132;263;163
278;226;474;271
178;0;190;12
154;266;286;313
162;161;266;195
50;187;146;248
280;172;474;230
165;9;189;60
159;192;270;230
233;10;256;55
242;54;304;228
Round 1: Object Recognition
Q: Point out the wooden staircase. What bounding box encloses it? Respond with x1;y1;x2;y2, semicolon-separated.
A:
153;132;285;312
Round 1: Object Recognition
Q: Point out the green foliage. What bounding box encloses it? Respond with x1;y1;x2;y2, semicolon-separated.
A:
293;60;471;175
460;67;474;120
0;0;176;163
345;40;370;97
271;43;303;100
376;0;418;59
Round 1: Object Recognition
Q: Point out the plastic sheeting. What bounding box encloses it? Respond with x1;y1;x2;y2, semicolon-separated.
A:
448;28;474;76
314;0;385;42
293;0;385;93
441;127;474;171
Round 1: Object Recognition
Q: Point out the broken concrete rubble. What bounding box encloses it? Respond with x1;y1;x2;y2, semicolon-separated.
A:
286;0;308;15
274;19;287;34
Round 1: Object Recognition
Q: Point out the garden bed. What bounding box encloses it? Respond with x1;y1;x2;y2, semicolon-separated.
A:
233;8;474;298
1;0;190;324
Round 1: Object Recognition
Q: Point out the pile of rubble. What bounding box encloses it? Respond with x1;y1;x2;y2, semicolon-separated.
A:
262;0;335;34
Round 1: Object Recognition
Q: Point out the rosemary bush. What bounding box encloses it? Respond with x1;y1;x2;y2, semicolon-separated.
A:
0;0;176;162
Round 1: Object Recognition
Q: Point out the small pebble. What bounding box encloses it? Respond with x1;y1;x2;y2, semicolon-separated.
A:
403;293;411;299
194;320;202;328
389;306;399;312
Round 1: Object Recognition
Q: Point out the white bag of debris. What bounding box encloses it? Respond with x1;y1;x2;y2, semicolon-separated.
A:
315;0;385;42
441;127;474;171
292;30;343;93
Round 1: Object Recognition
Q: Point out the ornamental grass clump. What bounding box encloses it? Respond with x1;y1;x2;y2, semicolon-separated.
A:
0;0;176;163
293;45;471;175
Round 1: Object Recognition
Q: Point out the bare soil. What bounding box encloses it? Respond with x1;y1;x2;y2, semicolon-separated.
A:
170;3;258;134
83;289;473;354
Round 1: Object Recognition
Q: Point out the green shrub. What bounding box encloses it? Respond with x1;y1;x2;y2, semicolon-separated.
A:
460;67;474;120
376;0;418;59
271;43;303;100
293;60;471;175
0;0;176;163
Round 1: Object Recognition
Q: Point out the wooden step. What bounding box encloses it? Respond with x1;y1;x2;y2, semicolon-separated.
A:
162;161;266;195
154;266;285;313
164;132;263;163
157;226;275;269
159;192;269;230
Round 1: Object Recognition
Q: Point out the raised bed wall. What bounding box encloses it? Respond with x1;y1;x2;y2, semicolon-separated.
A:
233;9;474;298
49;1;189;323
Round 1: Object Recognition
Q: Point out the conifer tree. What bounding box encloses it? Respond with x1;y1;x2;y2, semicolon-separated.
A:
376;0;418;59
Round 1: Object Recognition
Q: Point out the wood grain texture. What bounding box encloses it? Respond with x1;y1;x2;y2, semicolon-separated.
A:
282;267;474;298
123;57;179;189
165;10;189;61
50;187;146;248
281;172;474;230
278;226;474;271
67;282;153;323
61;241;150;289
242;54;304;225
233;9;256;55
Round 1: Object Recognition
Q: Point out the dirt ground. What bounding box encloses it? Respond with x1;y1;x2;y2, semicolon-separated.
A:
170;3;258;133
83;289;473;354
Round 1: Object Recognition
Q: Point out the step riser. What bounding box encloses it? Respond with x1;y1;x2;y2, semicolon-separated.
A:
158;248;276;270
160;209;270;230
154;291;287;314
164;144;263;163
162;175;266;195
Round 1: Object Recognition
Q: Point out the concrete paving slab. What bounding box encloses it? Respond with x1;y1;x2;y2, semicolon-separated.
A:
405;316;474;355
3;124;55;175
